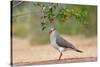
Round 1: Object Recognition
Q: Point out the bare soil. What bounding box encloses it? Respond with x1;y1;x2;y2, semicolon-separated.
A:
12;35;97;66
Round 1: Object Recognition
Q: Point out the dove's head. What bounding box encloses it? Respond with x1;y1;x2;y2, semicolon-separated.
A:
49;28;56;34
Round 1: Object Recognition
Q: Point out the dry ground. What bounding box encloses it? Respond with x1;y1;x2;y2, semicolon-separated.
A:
12;35;97;66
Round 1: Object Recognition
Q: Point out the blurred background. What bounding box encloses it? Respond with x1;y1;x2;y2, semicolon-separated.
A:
12;1;97;44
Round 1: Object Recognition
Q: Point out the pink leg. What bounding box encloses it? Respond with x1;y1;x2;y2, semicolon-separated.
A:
58;52;62;60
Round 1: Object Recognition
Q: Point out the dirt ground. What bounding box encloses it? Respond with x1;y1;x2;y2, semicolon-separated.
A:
12;35;97;66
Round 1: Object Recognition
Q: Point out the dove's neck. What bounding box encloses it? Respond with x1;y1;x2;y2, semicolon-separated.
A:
50;30;56;44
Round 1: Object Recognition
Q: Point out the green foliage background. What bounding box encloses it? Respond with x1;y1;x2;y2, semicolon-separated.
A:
12;1;97;44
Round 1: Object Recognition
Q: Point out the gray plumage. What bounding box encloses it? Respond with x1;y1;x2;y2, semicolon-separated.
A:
50;28;83;60
56;34;82;53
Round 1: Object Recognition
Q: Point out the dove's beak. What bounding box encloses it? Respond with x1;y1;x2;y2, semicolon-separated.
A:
49;31;52;34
